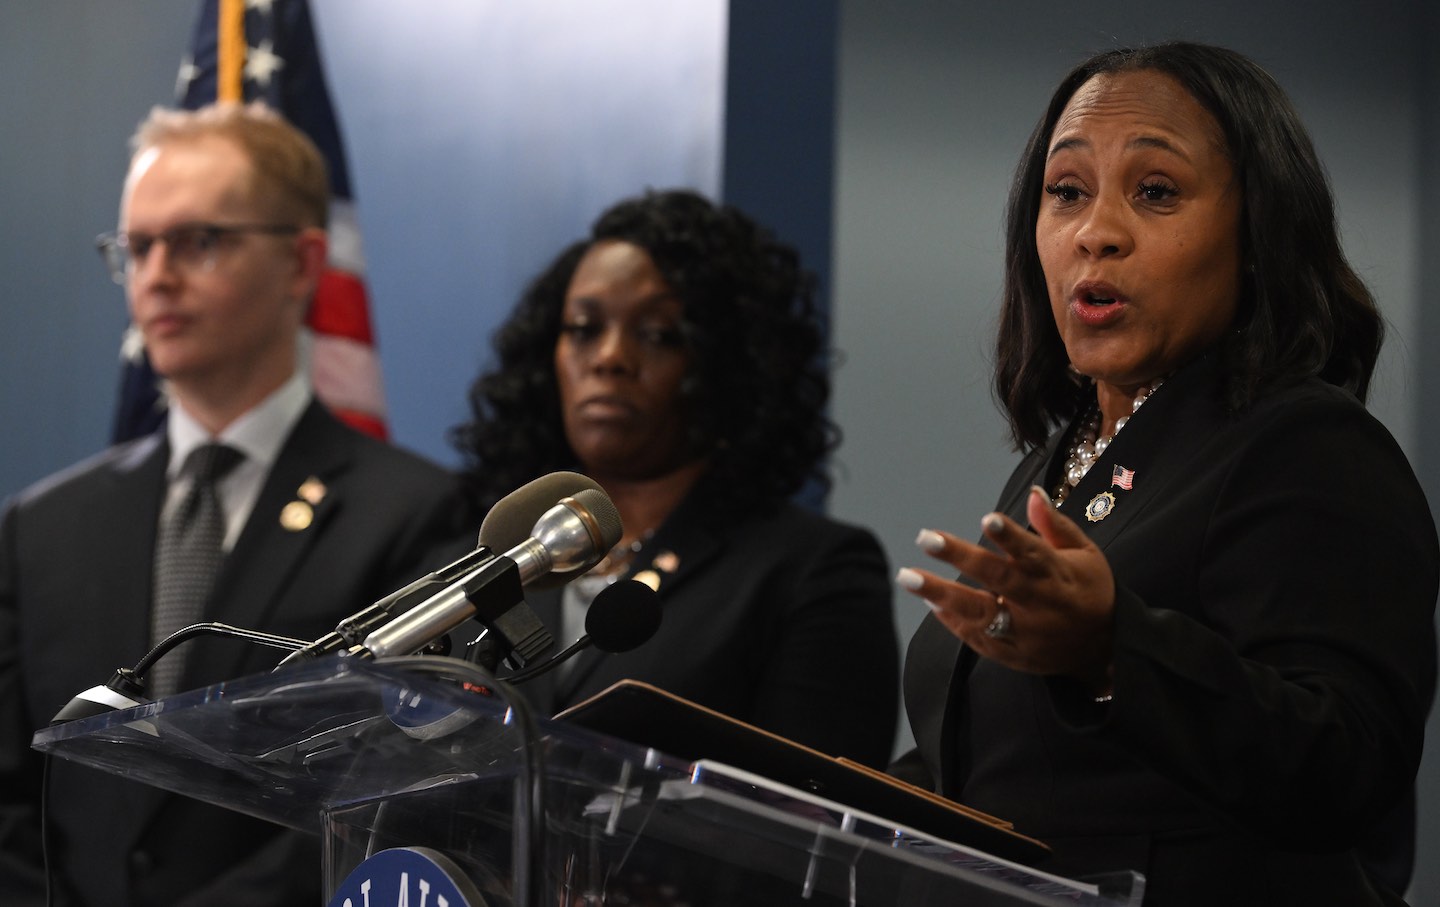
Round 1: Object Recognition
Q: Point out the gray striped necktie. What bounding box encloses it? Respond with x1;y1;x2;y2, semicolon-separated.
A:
149;443;244;697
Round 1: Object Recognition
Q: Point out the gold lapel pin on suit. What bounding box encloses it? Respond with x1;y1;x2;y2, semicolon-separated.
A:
297;477;327;505
280;477;326;532
1085;492;1116;523
280;501;313;532
631;550;678;592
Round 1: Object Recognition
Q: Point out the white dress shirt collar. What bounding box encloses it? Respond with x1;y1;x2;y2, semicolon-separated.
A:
165;372;313;478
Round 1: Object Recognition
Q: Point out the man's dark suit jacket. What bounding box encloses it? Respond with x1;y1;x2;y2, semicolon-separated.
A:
0;402;474;907
893;355;1438;906
521;489;901;769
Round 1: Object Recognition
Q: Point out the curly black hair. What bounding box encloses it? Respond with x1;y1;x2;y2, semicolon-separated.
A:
451;189;837;517
995;42;1383;449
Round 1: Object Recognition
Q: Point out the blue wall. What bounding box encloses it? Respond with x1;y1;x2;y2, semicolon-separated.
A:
1;2;193;493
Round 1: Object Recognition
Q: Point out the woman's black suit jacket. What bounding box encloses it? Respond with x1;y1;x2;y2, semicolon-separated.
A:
522;488;901;769
895;355;1438;906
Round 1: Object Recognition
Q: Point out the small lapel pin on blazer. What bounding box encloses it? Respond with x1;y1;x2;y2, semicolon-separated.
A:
1111;464;1136;491
1085;492;1117;523
280;500;314;532
297;477;327;505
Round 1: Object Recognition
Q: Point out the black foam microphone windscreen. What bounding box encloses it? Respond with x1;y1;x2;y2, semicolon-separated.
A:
586;580;663;654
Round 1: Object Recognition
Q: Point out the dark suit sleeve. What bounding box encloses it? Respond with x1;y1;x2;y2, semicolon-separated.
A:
1053;397;1438;847
748;523;901;768
0;500;50;904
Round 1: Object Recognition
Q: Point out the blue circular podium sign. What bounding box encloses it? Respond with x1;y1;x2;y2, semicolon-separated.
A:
327;846;487;907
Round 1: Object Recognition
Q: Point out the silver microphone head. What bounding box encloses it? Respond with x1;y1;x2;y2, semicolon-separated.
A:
480;472;609;590
479;471;603;551
511;487;623;583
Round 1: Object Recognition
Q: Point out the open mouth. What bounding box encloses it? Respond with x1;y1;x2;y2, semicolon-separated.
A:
1070;284;1126;324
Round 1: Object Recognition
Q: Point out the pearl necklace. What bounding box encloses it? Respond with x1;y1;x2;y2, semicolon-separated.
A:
1052;380;1163;507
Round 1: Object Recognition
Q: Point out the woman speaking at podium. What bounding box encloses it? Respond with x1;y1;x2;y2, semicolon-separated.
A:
892;42;1438;905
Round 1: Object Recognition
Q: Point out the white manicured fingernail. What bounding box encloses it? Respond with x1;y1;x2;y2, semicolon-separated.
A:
895;567;924;591
982;513;1004;534
915;529;944;554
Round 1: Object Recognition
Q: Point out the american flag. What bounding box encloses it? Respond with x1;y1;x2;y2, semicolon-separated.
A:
112;0;388;441
1111;464;1136;491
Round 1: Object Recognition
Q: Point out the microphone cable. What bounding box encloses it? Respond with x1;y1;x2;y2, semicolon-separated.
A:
131;621;309;682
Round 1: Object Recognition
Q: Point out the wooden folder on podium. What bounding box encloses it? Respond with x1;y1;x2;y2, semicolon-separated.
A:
555;679;1048;865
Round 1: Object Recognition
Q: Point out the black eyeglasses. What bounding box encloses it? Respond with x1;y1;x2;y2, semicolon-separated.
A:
95;222;301;285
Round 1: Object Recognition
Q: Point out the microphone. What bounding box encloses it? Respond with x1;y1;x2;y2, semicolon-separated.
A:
278;471;605;668
478;472;606;590
275;547;495;666
357;488;622;661
586;579;663;654
504;579;662;684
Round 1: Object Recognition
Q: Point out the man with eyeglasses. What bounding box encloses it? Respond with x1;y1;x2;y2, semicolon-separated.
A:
0;103;473;906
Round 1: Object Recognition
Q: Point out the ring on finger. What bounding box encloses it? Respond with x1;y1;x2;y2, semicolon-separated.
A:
984;595;1013;639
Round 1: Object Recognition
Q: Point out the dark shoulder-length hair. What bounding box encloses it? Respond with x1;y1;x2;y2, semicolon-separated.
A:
451;189;837;516
995;41;1383;449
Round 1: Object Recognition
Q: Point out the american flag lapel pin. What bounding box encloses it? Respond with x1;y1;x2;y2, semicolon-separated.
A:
1086;465;1135;522
1111;464;1136;491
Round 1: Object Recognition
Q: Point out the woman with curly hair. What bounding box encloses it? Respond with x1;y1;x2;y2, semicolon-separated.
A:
452;189;899;767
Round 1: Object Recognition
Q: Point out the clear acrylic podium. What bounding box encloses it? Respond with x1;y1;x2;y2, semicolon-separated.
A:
33;657;1143;906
